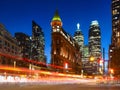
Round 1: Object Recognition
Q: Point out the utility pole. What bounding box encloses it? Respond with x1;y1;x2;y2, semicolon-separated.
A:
103;48;105;75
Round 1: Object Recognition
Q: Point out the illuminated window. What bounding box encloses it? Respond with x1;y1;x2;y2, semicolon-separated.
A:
53;29;56;32
118;32;120;36
113;9;118;15
110;56;112;58
56;28;60;32
60;48;63;55
117;32;120;37
110;49;113;52
57;26;59;28
114;17;118;19
54;50;56;54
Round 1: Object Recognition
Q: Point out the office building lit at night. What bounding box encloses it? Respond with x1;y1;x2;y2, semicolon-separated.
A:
109;0;120;76
32;21;46;63
15;32;31;59
74;23;84;53
0;24;24;67
88;20;102;75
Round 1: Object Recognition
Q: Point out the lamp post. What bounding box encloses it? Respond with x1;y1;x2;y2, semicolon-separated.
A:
89;56;95;75
103;48;105;75
64;62;68;73
110;68;114;79
14;61;16;68
29;37;33;70
110;69;114;74
65;63;68;69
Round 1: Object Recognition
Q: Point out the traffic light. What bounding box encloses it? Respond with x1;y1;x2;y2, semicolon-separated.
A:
97;58;103;66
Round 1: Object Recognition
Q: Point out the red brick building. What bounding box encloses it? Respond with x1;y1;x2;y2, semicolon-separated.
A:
51;10;81;74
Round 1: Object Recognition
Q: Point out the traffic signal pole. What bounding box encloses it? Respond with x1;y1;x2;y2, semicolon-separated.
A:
103;48;105;75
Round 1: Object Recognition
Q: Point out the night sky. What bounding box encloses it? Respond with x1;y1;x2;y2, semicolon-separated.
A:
0;0;111;63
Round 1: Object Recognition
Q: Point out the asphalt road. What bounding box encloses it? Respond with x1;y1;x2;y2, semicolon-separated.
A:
0;83;120;90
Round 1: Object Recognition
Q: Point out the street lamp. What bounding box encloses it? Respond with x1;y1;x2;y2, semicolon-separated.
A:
90;56;95;62
109;69;114;79
110;69;114;74
14;61;16;68
65;63;68;69
64;62;68;73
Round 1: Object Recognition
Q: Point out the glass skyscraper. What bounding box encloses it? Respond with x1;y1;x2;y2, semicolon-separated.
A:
74;23;84;53
88;20;101;74
89;20;101;58
32;21;46;63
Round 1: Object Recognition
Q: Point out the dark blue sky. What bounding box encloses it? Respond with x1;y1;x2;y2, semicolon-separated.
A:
0;0;111;63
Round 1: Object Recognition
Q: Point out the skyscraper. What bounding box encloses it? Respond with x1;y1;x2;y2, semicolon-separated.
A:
88;20;101;74
83;45;90;62
74;23;84;54
32;21;46;63
73;23;85;73
89;20;101;58
109;0;120;75
111;0;120;47
15;32;31;59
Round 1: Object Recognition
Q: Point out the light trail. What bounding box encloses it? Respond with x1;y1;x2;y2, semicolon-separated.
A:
0;52;72;70
0;65;81;78
0;52;82;83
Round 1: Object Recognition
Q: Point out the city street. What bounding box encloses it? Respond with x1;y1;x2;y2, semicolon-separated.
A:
0;83;120;90
0;0;120;90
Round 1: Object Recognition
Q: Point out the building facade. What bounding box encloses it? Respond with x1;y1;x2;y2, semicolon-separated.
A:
32;21;46;63
0;23;47;71
51;10;81;74
83;45;90;62
109;0;120;76
82;45;91;75
88;20;102;75
15;32;31;59
0;24;25;67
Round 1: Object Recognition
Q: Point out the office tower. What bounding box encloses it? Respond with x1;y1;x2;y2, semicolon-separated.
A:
32;21;46;63
15;32;31;59
74;23;84;54
109;0;120;75
82;45;91;74
83;45;90;62
88;20;101;74
73;23;85;73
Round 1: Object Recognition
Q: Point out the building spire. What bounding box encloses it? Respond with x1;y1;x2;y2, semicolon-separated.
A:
77;23;80;30
91;20;99;26
51;10;63;27
76;23;81;31
52;10;62;21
